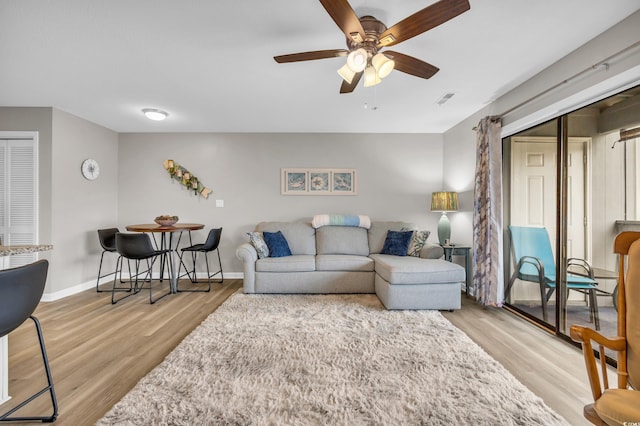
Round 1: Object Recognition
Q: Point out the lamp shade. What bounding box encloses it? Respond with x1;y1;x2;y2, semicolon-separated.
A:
346;48;367;72
431;192;458;212
372;53;394;79
363;65;382;87
337;63;356;84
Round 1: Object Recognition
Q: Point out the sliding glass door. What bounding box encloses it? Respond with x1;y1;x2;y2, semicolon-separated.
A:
504;119;561;328
503;85;640;359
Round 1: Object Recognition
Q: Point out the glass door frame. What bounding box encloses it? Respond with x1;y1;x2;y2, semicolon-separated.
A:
502;116;576;341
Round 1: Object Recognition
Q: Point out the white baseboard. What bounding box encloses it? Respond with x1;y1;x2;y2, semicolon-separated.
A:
41;272;244;302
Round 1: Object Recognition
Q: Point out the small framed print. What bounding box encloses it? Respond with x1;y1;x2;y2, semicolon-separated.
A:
332;169;357;195
281;169;308;194
309;170;330;193
281;168;357;195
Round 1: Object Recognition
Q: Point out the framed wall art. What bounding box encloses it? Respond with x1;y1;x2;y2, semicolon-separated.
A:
281;168;357;195
281;169;308;194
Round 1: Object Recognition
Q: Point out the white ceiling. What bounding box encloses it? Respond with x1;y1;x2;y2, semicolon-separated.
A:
1;1;639;133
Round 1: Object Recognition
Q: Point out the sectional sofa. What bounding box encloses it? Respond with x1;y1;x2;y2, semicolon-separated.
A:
236;218;466;310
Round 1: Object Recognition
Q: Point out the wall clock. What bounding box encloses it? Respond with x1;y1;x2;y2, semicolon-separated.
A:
81;158;100;180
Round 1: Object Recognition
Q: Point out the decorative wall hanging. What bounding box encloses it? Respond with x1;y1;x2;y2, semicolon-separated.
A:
163;159;212;199
281;168;357;195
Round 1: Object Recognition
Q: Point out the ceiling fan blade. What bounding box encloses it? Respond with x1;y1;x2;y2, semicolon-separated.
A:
385;51;439;79
319;0;366;43
340;71;363;94
378;0;470;47
274;49;348;63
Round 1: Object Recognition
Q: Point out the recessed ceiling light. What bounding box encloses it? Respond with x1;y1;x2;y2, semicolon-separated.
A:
142;108;168;121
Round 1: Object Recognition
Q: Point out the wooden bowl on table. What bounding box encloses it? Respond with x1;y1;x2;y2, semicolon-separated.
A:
154;215;178;227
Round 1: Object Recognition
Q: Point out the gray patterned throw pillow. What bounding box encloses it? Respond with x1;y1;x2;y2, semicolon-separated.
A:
247;232;269;259
402;228;431;257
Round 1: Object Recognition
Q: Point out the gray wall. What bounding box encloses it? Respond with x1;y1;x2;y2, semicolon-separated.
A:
50;109;119;296
0;107;119;297
117;133;445;274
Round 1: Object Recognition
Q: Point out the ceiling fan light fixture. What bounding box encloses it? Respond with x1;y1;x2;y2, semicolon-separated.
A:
346;48;367;72
142;108;168;121
337;63;356;84
372;53;395;78
363;65;381;87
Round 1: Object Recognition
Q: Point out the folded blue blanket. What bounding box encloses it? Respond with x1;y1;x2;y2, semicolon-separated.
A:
312;214;371;229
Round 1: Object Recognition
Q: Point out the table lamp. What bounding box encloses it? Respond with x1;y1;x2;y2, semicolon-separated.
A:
431;191;458;245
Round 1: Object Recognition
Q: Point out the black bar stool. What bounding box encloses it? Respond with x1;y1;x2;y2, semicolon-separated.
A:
177;228;223;292
0;259;58;422
113;233;172;304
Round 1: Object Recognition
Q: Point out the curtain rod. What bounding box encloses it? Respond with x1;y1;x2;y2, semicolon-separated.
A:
499;40;640;119
473;40;640;131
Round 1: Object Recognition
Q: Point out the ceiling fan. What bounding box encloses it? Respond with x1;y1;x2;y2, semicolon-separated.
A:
274;0;471;93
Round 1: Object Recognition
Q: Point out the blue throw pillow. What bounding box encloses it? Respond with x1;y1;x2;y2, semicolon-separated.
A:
262;231;292;257
381;230;413;256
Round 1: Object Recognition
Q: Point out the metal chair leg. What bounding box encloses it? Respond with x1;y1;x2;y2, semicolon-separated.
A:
177;249;222;292
97;252;126;292
540;285;548;322
111;257;135;304
146;257;171;304
589;289;600;330
0;316;58;423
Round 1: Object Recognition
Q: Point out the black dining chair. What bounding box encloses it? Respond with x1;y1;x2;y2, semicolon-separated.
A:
0;259;58;423
113;233;172;304
177;228;223;292
96;228;124;293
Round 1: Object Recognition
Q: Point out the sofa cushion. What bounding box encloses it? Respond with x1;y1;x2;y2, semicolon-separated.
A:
256;221;316;255
368;221;415;254
316;226;369;256
316;254;374;272
402;228;431;257
256;255;316;272
370;254;465;285
381;230;414;256
247;232;269;259
263;231;292;257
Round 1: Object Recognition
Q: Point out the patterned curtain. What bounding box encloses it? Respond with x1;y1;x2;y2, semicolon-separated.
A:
473;116;503;306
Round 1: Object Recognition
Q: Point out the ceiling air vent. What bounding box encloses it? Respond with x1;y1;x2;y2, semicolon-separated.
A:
437;93;455;105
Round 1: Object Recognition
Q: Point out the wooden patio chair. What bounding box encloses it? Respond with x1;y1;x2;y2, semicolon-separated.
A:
570;231;640;425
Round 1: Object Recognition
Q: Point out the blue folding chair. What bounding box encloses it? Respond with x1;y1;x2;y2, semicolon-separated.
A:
506;225;600;329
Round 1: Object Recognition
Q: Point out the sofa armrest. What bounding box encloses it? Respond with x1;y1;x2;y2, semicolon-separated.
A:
420;243;444;259
236;243;258;293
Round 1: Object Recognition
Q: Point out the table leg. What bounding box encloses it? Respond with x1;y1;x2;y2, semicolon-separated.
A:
169;233;178;293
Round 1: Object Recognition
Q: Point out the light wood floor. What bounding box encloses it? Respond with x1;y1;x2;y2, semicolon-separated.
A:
443;297;594;426
2;284;595;425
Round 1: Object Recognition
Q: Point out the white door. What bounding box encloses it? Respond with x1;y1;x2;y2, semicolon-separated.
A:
0;134;38;268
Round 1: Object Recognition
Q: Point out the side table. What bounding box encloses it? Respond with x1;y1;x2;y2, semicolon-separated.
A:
442;245;472;295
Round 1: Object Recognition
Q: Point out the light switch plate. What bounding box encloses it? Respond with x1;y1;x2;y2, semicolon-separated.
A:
215;199;224;208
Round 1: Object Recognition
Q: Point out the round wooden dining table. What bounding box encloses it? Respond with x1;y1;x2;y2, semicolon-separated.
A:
125;223;204;293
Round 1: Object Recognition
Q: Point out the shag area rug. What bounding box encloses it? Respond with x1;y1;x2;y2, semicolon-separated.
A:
97;293;568;425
